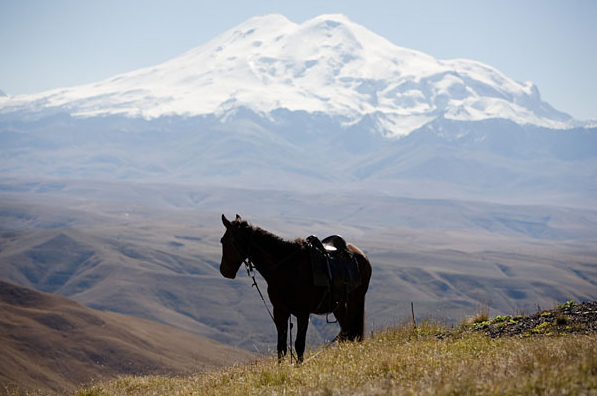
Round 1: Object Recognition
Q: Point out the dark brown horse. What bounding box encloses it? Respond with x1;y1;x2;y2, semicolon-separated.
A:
219;214;372;363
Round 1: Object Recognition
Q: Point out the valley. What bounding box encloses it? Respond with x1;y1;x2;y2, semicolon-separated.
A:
1;178;595;354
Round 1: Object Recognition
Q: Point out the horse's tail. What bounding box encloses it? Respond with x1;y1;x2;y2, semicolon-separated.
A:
347;244;371;341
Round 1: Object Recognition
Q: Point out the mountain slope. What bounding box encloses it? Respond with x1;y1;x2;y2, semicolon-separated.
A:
0;14;578;136
0;280;254;395
1;194;596;357
0;226;263;349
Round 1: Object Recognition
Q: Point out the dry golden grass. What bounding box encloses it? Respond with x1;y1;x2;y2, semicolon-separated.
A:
74;321;597;396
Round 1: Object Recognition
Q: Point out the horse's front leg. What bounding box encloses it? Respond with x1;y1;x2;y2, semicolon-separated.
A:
295;313;310;364
274;307;289;363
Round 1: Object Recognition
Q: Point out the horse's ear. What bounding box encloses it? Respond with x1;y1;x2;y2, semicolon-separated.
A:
222;214;232;229
235;214;242;221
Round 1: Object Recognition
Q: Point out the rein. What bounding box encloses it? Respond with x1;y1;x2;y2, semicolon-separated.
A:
244;258;275;322
227;228;276;323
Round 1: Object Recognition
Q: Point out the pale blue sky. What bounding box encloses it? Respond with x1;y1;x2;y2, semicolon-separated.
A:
1;0;596;120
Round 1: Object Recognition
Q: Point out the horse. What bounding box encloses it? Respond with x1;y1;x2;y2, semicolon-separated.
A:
219;214;372;363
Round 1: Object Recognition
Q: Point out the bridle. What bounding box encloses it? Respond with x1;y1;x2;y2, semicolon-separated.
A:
222;225;251;266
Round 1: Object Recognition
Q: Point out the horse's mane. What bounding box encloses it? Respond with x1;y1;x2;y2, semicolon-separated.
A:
242;221;306;256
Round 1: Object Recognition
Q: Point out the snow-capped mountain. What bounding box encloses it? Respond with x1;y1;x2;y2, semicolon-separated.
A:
1;14;595;207
0;14;579;137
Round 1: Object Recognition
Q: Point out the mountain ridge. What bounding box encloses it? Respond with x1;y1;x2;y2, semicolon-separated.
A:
1;110;594;206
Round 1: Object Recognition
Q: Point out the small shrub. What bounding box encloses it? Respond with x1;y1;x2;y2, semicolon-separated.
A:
556;315;570;326
460;310;489;330
531;322;551;334
558;300;576;310
491;315;511;324
473;311;490;323
471;320;490;330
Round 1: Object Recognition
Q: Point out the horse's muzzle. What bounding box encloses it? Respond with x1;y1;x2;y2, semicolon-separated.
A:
219;263;237;279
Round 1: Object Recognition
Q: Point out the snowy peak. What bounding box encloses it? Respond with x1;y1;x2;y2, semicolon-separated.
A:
0;14;578;136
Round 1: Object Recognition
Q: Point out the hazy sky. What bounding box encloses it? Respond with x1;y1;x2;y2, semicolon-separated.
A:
1;0;596;120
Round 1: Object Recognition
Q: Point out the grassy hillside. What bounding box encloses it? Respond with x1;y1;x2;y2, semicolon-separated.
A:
73;316;597;396
0;281;253;395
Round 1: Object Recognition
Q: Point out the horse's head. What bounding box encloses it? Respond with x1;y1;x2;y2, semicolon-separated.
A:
220;214;250;279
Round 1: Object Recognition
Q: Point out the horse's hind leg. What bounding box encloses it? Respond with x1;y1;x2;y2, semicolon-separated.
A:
333;304;350;341
274;308;289;363
334;293;366;341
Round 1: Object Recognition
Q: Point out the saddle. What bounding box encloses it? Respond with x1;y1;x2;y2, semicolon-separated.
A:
306;235;362;312
321;235;347;253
